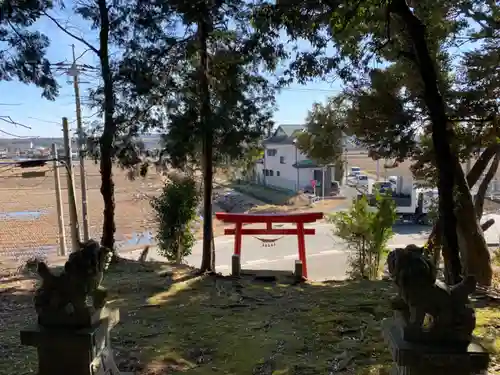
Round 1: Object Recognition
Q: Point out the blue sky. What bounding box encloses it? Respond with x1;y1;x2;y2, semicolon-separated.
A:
0;9;341;139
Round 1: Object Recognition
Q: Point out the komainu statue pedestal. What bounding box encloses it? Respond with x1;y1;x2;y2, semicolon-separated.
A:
384;245;490;375
382;318;489;375
21;307;126;375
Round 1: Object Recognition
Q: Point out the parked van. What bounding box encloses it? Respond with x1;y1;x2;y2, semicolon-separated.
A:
330;181;340;196
356;174;369;191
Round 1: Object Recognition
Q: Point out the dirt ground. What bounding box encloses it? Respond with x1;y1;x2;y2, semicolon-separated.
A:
2;152;492;258
1;261;498;375
0;161;166;256
0;163;297;258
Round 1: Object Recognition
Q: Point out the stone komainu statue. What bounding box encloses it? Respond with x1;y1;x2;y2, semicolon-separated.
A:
387;244;476;346
33;239;113;327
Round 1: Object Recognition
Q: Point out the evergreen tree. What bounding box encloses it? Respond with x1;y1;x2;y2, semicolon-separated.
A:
1;0;58;99
113;0;284;271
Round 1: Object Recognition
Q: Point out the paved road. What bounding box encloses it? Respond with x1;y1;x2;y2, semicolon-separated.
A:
126;183;500;281
130;218;500;281
127;221;433;280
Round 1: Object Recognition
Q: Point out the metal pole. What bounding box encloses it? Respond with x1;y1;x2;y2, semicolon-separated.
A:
322;166;325;199
52;144;67;256
295;144;299;191
62;117;81;251
344;149;348;185
376;159;380;181
71;44;90;241
263;149;267;186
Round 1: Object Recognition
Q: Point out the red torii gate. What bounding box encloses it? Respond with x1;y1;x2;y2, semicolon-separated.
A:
215;212;324;279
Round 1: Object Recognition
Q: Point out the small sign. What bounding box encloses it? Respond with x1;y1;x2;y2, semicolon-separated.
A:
310;179;317;188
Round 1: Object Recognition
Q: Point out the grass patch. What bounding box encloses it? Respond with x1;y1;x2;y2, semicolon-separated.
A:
230;182;296;205
1;261;499;375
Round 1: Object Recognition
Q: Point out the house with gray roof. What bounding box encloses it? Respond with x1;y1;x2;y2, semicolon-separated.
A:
254;124;345;194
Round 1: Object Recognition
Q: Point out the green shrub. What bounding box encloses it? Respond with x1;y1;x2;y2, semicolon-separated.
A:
493;248;500;267
151;174;200;262
328;193;397;280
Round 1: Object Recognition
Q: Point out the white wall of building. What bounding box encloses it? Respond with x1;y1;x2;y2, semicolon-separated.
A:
254;144;316;191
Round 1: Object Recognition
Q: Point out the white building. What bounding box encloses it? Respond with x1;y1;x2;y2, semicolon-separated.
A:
254;124;336;193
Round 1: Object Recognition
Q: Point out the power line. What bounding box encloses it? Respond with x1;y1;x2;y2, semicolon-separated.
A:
26;117;61;125
26;117;80;126
0;116;31;129
280;87;341;93
0;129;38;138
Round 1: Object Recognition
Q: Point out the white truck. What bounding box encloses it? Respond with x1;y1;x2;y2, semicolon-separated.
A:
367;176;437;224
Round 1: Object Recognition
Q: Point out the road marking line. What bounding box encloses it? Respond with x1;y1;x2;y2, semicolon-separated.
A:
215;238;235;245
283;254;297;260
319;249;343;255
244;259;271;265
306;249;344;258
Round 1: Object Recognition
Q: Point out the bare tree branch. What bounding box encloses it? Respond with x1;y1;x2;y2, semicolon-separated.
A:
42;11;99;55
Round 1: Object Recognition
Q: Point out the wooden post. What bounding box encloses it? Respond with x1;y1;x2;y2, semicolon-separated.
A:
62;117;81;251
52;144;67;256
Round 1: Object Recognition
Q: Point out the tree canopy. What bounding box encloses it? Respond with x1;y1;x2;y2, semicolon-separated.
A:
295;96;346;166
1;0;58;99
12;0;496;283
254;0;498;284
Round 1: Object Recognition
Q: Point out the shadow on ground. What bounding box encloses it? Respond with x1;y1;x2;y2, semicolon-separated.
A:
1;259;499;375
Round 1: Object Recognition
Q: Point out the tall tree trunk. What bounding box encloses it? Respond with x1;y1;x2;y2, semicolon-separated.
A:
468;145;499;189
454;161;492;285
427;145;498;284
391;0;462;284
97;0;116;250
474;151;500;218
198;9;214;273
426;144;498;251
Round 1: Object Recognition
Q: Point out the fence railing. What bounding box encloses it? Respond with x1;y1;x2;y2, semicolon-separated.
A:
0;161;162;264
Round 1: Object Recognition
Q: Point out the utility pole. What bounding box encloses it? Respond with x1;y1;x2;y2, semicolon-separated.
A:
52;144;67;256
70;44;90;241
62;117;81;251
